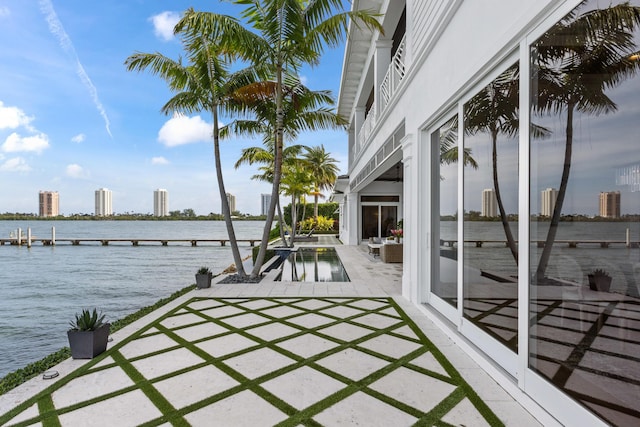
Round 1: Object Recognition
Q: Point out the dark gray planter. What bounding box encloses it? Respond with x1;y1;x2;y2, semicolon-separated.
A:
588;275;612;292
196;272;212;289
67;323;110;359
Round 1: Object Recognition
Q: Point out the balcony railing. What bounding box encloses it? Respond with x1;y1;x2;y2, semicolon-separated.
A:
356;104;377;157
380;34;406;111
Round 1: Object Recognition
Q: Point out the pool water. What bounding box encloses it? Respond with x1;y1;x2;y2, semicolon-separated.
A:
277;247;350;282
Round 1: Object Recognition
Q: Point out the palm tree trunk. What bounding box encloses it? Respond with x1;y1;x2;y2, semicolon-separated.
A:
314;193;319;221
289;194;297;247
212;106;246;277
276;197;287;245
251;62;285;277
535;103;574;281
491;129;518;264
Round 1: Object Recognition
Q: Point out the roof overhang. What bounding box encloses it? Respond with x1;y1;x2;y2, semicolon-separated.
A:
337;0;384;120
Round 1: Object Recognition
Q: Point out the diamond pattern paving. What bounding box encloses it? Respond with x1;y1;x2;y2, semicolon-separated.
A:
0;297;504;426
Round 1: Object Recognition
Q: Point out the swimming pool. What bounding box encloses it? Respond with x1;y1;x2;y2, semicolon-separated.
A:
276;247;350;282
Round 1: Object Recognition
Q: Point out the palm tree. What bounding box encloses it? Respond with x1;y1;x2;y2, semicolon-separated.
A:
235;143;305;246
125;10;257;278
190;0;383;277
280;160;314;242
532;2;640;280
231;78;346;247
302;145;339;222
464;65;520;263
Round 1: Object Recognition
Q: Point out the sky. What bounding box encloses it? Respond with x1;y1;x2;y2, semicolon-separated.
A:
0;0;349;215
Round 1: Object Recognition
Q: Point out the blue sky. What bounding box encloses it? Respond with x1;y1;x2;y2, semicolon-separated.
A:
0;0;348;215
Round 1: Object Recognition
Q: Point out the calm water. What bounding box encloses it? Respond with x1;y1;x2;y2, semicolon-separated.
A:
0;220;264;378
277;247;350;282
444;221;640;295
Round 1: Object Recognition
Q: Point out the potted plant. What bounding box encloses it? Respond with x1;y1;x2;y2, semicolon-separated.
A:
67;308;110;359
195;266;212;289
588;268;612;292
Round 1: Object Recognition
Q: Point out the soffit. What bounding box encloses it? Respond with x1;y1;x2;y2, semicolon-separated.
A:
338;0;384;120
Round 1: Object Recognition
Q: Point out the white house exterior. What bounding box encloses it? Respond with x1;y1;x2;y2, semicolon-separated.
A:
337;1;640;425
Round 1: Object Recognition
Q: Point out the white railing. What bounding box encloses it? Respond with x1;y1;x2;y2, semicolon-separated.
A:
380;34;406;111
356;104;377;157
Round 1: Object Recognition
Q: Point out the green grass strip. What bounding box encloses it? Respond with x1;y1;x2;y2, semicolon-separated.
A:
388;298;505;427
111;351;189;427
0;284;196;397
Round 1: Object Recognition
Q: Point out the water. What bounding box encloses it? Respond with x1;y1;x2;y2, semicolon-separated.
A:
277;247;350;282
442;221;640;295
0;220;265;378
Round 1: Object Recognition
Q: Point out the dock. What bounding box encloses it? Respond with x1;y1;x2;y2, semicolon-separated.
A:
0;238;259;247
440;239;640;248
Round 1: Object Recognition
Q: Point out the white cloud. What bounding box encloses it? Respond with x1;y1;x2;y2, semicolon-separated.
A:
0;101;34;130
158;114;211;147
0;157;31;172
71;133;85;143
65;163;88;179
2;132;49;154
39;0;112;138
0;7;10;18
151;156;169;165
150;11;181;41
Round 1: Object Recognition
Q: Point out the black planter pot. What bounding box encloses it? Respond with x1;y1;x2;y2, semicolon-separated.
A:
196;272;213;289
588;275;612;292
67;323;110;359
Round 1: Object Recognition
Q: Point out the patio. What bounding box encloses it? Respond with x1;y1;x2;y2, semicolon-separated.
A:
0;242;542;426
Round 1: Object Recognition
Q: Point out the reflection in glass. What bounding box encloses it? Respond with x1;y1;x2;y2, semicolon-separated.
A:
432;116;459;306
529;1;640;424
463;63;519;352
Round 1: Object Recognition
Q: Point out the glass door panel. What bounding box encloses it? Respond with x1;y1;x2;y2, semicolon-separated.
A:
463;63;519;353
432;116;458;307
361;206;379;240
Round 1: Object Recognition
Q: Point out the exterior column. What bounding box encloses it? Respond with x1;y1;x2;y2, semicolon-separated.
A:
401;134;416;300
353;107;365;160
346;191;359;245
374;40;393;116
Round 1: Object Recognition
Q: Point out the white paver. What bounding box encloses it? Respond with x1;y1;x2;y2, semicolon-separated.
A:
313;391;417;426
184;390;287;426
261;366;345;410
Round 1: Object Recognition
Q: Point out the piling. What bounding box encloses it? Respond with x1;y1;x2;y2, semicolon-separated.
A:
52;226;56;246
626;228;631;248
27;228;32;248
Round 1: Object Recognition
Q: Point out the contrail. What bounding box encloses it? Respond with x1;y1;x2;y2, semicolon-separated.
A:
39;0;112;138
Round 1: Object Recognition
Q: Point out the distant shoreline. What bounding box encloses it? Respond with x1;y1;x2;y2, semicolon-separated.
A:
0;215;267;221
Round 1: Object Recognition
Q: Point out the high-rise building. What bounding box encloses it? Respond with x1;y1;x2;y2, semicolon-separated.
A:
154;189;168;217
599;191;621;218
481;189;497;217
541;188;558;217
95;188;113;216
39;191;59;217
261;193;272;216
226;193;237;213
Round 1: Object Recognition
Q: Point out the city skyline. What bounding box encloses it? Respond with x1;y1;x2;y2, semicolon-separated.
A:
0;1;347;216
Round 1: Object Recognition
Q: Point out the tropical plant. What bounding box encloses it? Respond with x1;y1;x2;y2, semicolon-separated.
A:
532;1;640;280
196;266;211;275
589;268;611;278
300;215;334;231
125;9;255;278
208;0;382;277
280;161;314;244
302;145;340;221
69;308;106;332
232;78;342;246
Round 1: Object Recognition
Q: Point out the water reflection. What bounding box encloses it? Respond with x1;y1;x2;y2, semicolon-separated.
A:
530;1;640;424
278;247;350;282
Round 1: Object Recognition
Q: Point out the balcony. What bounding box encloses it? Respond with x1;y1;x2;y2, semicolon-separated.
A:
380;34;406;111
